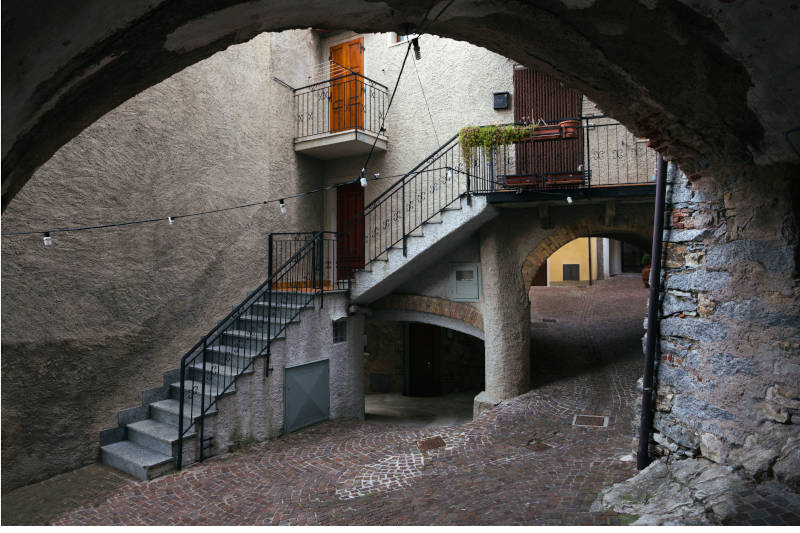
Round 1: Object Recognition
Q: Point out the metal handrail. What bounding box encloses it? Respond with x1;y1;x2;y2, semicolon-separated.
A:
176;230;332;469
293;71;388;92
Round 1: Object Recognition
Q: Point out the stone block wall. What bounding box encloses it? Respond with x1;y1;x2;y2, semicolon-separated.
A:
646;163;799;488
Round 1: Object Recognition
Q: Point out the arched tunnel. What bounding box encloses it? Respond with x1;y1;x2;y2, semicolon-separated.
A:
2;0;799;521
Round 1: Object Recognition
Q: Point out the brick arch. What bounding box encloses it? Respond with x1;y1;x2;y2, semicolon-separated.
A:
371;294;483;332
521;218;652;289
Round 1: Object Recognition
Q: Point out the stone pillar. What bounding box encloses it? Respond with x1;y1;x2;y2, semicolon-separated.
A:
475;224;530;416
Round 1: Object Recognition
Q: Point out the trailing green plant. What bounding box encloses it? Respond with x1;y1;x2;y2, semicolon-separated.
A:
458;124;538;166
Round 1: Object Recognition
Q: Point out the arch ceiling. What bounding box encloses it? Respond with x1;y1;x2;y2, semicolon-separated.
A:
3;0;798;210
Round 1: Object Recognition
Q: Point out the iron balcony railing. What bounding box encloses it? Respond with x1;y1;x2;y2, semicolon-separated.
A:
176;231;334;469
294;72;388;140
338;117;657;281
268;231;338;287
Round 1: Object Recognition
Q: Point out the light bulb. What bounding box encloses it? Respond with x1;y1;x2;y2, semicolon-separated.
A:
373;172;380;180
447;168;453;179
168;216;174;225
43;232;52;246
279;199;287;214
577;164;583;172
360;176;368;188
566;196;573;204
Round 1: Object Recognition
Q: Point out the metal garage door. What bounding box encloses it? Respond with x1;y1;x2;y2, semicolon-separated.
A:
284;359;330;433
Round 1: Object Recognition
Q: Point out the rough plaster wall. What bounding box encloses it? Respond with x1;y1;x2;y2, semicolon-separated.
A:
0;31;322;491
319;32;515;212
647;164;800;485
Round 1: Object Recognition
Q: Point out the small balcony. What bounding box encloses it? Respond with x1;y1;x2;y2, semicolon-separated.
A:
293;73;388;159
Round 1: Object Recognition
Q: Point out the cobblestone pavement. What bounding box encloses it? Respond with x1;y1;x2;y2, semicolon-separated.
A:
16;275;796;525
44;275;644;525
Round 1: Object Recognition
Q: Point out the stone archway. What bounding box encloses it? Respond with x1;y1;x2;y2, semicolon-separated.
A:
521;220;652;290
3;1;797;210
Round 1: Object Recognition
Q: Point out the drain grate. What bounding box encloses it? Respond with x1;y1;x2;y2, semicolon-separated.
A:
417;435;446;451
572;414;609;427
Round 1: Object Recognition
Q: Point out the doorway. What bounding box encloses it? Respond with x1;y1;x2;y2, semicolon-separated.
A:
336;181;364;280
408;323;442;396
329;37;364;132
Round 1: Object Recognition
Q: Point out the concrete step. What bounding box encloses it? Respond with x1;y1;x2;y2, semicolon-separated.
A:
250;300;311;318
169;379;231;403
127;418;194;457
150;398;215;427
101;440;174;481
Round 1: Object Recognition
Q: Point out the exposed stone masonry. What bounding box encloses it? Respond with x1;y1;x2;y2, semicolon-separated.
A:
372;294;483;332
645;163;799;490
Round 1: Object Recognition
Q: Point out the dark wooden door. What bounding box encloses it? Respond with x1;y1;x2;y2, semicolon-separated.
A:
408;323;442;396
330;37;364;132
513;68;582;179
336;182;364;280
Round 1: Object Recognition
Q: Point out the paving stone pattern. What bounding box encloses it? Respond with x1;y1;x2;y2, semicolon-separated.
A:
15;275;795;525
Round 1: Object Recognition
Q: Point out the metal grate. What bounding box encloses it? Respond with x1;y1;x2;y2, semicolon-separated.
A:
572;414;609;427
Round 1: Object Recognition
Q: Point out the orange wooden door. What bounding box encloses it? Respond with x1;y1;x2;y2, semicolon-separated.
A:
329;37;364;132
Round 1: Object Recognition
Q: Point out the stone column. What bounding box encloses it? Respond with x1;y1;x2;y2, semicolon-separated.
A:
475;223;530;416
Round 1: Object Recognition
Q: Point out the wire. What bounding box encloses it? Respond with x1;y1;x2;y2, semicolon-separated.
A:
0;171;408;238
359;40;413;177
411;51;440;148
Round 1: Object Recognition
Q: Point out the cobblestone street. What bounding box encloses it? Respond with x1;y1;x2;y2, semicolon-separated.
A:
14;275;648;525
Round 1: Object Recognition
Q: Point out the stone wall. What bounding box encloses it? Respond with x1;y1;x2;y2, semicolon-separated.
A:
364;320;405;394
646;163;799;487
0;31;322;491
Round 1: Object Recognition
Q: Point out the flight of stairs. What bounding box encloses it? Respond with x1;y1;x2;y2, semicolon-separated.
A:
350;195;498;303
100;297;311;480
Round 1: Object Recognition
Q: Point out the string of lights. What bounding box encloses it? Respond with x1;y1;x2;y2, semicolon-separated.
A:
0;171;404;240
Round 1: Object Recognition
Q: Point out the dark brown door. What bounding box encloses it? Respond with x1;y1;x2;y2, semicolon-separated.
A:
336;182;364;280
513;67;582;179
330;37;364;132
408;323;442;396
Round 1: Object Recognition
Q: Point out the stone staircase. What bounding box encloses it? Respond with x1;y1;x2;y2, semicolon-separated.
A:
350;195;497;304
100;298;311;480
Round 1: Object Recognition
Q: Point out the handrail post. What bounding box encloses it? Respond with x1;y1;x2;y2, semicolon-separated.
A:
177;359;186;470
268;233;274;278
318;235;325;309
466;162;472;207
199;336;207;463
402;182;407;257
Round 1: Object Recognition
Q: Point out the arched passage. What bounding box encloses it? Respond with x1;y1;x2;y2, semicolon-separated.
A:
521;220;652;289
4;1;796;209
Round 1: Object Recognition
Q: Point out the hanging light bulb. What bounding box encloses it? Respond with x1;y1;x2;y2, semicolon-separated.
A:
168;216;174;225
373;172;380;180
412;37;421;60
360;169;367;188
566;196;573;204
447;168;453;179
43;232;53;246
577;163;584;172
279;199;287;214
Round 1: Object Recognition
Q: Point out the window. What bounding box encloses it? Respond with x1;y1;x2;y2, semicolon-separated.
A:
333;319;347;343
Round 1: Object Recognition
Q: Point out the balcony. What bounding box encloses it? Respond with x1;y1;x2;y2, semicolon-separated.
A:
293;73;388;159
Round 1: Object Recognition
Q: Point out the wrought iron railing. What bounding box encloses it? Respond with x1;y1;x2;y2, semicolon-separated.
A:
268;232;336;278
581;116;658;186
338;117;655;281
176;231;334;469
294;73;388;139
